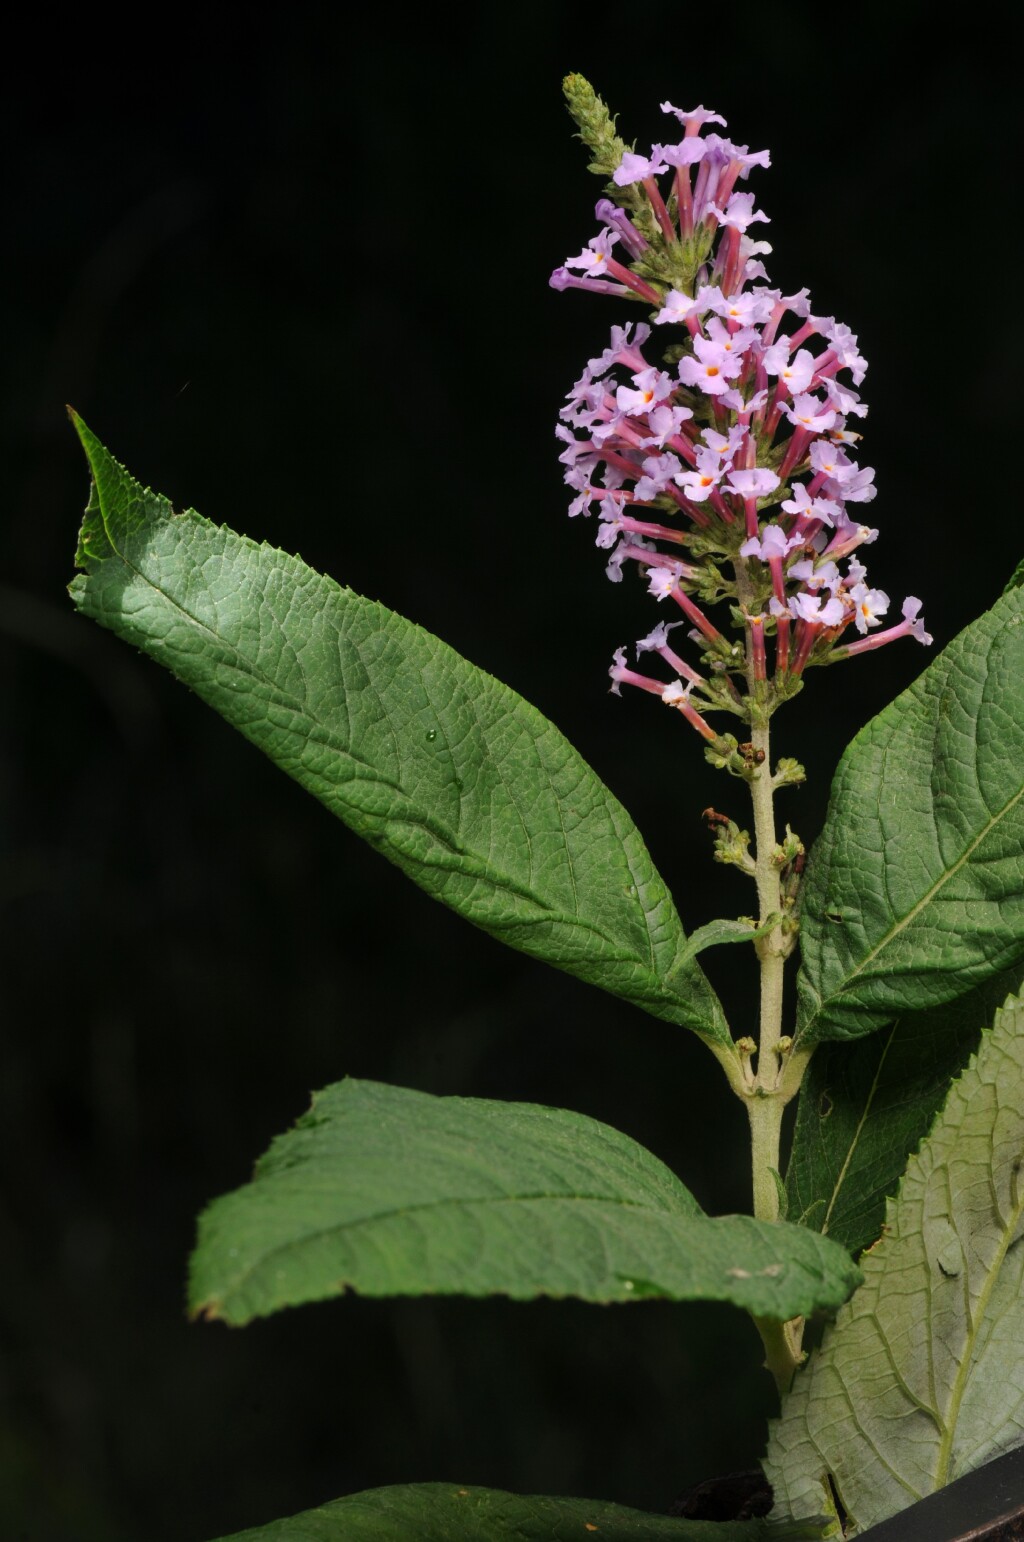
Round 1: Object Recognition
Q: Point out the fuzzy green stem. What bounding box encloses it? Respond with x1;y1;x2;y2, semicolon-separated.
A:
747;1085;784;1222
752;1315;805;1397
748;719;808;1393
732;560;813;1394
749;718;786;1099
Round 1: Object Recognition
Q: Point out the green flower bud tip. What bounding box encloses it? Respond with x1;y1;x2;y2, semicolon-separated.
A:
561;72;629;171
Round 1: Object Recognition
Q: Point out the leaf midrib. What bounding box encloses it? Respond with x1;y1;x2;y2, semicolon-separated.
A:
823;746;1024;1008
207;1186;699;1299
933;1153;1024;1486
820;1024;896;1237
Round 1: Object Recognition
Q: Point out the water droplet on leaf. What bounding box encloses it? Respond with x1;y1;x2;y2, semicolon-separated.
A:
425;729;437;742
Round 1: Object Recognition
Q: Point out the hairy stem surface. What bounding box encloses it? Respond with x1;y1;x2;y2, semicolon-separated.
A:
733;560;811;1392
746;720;806;1391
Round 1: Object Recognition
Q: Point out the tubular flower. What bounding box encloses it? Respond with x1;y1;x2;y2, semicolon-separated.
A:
553;79;930;730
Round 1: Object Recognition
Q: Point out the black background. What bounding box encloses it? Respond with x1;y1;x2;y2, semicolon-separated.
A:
1;8;1014;1539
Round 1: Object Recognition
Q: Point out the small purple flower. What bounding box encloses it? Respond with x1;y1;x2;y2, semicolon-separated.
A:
647;564;685;601
677;334;744;395
634;452;684;501
654;288;698;327
790;592;845;626
564;228;621;277
657;138;708;169
726;467;780;500
781;485;840;527
639;403;694;448
720;386;769;416
594;199;649;259
636;619;683;655
704;288;776;327
822;520;878;562
740;525;803;561
764;345;818;395
660;101;727;131
615;366;674;416
782;393;838;434
708;191;770;231
702;426;746;460
549;266;631;298
839;465;877;504
843;596;933;656
824;377;868;418
848;582;890;634
587;321;651;378
788;559;841;592
901;596;933;645
676;447;727;502
613;150;669;187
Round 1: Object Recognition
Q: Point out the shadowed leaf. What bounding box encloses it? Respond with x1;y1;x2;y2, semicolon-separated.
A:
786;968;1024;1254
205;1480;833;1541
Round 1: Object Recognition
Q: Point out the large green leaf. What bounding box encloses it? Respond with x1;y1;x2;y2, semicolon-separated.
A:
765;993;1024;1534
204;1481;831;1541
785;968;1023;1254
189;1079;860;1325
796;586;1024;1045
68;417;728;1047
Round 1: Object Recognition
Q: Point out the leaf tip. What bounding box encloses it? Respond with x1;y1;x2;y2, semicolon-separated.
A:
189;1294;228;1327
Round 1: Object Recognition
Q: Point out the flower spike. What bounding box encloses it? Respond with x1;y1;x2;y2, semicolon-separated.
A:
554;77;930;724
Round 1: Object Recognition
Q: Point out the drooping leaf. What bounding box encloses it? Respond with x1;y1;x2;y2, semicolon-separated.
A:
68;417;729;1047
189;1079;860;1326
796;586;1024;1045
765;993;1024;1535
204;1481;833;1542
785;967;1024;1254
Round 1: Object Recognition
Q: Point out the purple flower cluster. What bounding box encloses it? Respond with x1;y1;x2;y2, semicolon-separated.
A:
552;99;930;734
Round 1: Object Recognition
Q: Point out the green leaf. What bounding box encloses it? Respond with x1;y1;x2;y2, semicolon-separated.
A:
204;1481;832;1541
796;586;1024;1045
785;968;1024;1255
68;417;729;1047
765;993;1024;1534
189;1079;861;1326
676;913;780;967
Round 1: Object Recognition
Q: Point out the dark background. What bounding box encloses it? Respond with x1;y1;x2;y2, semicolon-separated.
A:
1;9;1014;1539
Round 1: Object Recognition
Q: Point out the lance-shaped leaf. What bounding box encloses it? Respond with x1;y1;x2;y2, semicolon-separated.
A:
797;586;1024;1044
678;914;781;963
189;1079;860;1325
68;417;728;1047
765;993;1024;1535
785;968;1023;1255
204;1480;831;1541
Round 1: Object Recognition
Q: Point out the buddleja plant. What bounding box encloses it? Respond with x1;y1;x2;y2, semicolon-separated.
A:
68;77;1024;1541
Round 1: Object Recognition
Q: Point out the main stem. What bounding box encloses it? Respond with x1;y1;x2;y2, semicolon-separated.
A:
732;560;812;1393
747;714;786;1219
745;714;808;1393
